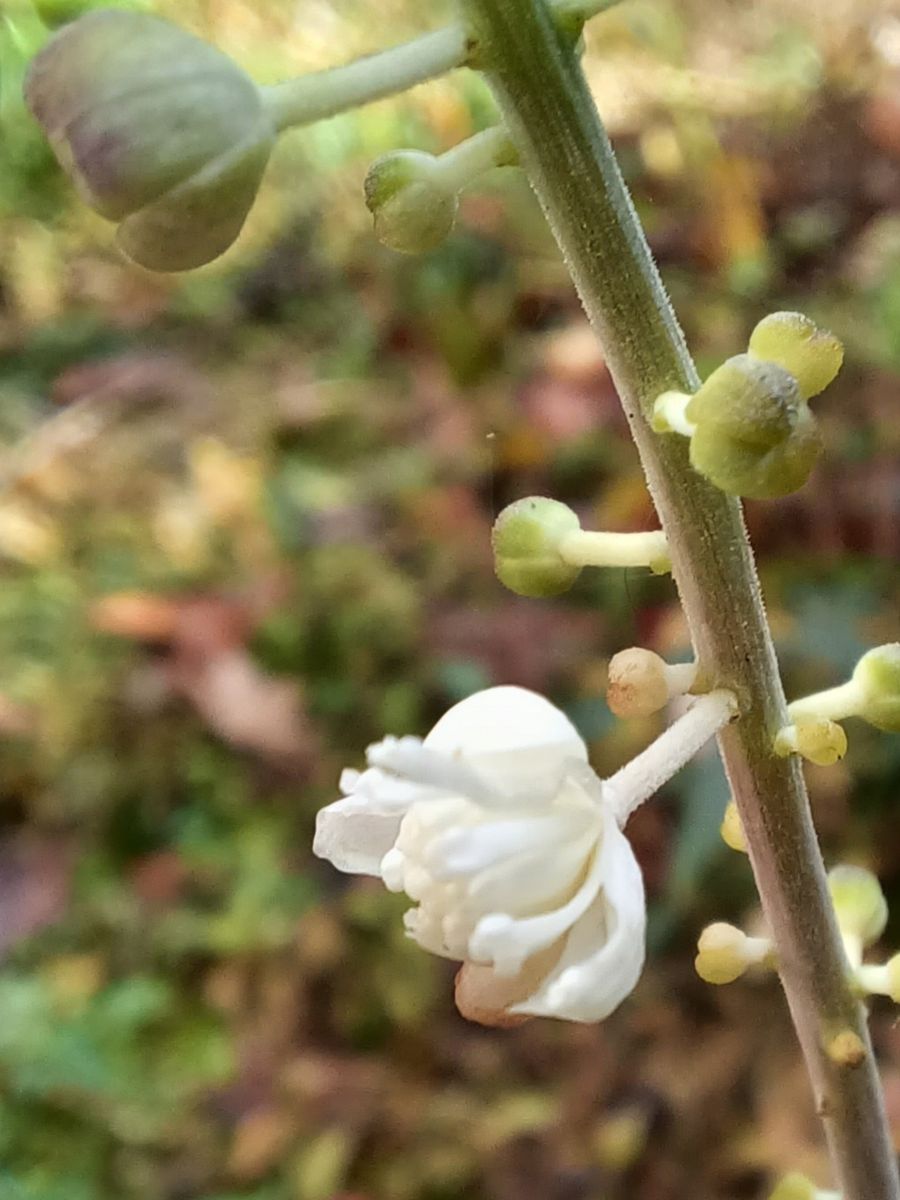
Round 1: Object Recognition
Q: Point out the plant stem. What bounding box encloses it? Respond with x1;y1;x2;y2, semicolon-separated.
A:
263;26;466;131
460;1;900;1196
607;691;737;827
559;528;668;569
433;126;518;191
262;0;624;133
788;680;862;723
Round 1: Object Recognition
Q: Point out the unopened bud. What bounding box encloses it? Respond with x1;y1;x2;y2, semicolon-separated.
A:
788;644;900;735
851;644;900;733
25;11;274;270
720;800;747;853
695;922;772;985
365;126;516;255
492;497;582;597
748;312;843;401
364;150;458;255
606;648;697;718
826;1029;866;1067
686;355;822;499
827;864;887;951
774;718;847;766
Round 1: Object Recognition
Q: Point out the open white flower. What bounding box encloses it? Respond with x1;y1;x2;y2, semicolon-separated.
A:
314;685;735;1025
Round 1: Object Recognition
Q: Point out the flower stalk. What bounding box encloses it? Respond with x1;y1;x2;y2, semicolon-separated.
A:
459;0;899;1196
262;0;625;134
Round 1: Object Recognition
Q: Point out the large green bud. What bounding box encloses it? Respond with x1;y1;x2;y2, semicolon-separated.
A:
25;11;275;270
686;354;822;499
492;497;582;597
852;643;900;732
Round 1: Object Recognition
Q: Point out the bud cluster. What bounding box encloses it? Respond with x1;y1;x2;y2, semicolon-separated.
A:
653;312;843;499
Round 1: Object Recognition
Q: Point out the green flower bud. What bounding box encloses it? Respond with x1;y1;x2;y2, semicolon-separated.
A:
364;150;458;255
773;717;847;766
492;497;581;598
25;11;275;270
827;864;888;948
852;643;900;733
686;354;822;499
748;312;843;401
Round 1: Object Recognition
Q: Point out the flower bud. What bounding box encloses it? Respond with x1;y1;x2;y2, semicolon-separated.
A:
695;922;772;985
827;864;888;949
774;717;848;766
364;150;458;255
491;497;582;597
686;354;822;499
720;800;747;853
852;643;900;733
748;312;843;401
25;11;275;270
606;648;696;718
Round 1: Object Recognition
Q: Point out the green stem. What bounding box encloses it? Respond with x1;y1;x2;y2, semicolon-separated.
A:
788;680;862;724
460;2;899;1197
432;126;518;191
558;528;668;570
261;0;624;133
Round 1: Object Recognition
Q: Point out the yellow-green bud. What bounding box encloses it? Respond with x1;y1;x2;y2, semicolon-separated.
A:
769;1173;818;1200
773;717;848;766
364;151;457;255
827;864;888;948
852;643;900;733
748;312;843;401
695;922;771;985
25;11;274;271
491;497;581;598
720;800;747;853
686;354;822;499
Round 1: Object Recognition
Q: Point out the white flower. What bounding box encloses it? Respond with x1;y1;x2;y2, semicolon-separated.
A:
314;684;736;1026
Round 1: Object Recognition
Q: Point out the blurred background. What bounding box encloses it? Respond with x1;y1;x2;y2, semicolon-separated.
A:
1;0;899;1196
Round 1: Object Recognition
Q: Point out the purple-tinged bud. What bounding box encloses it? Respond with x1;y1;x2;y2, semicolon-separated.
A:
25;11;275;270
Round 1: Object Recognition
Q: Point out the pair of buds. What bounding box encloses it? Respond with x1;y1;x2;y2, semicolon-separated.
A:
653;312;843;499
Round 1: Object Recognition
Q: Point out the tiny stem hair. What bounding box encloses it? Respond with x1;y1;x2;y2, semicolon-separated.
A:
459;1;900;1196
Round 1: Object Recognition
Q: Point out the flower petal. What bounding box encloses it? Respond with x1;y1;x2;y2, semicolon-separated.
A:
509;817;646;1022
467;831;607;977
313;794;406;876
424;686;587;797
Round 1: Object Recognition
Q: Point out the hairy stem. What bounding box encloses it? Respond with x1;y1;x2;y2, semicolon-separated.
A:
460;1;899;1195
